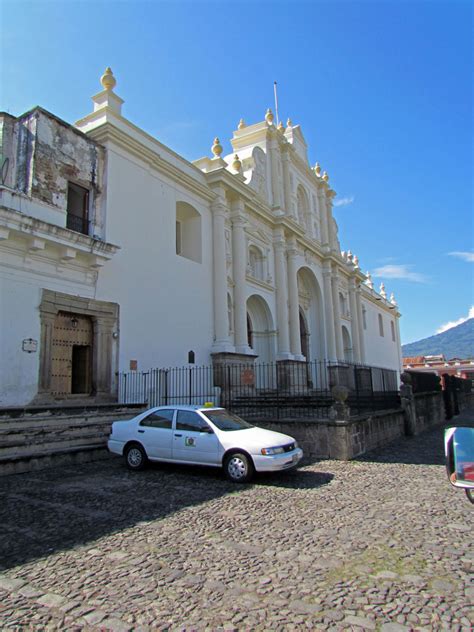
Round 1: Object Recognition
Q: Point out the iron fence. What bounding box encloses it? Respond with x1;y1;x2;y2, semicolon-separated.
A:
118;360;400;420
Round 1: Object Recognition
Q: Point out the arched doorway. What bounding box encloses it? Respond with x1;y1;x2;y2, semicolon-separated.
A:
299;309;310;361
297;267;325;387
246;295;276;388
342;325;353;362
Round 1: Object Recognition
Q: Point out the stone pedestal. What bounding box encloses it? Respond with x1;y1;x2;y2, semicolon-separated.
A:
211;352;258;405
276;360;308;392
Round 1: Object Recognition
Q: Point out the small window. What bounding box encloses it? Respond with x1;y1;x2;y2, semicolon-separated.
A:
67;182;89;235
391;321;396;342
176;410;210;432
362;305;367;330
378;313;384;337
140;409;174;429
176;201;202;263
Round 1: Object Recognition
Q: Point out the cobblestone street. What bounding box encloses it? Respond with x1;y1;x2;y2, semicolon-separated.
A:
0;420;472;631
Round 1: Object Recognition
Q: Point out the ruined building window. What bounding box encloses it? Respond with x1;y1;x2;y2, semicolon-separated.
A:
378;313;384;337
67;183;90;235
391;320;396;342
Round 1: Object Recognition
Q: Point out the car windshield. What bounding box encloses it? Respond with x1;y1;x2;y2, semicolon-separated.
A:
202;409;254;431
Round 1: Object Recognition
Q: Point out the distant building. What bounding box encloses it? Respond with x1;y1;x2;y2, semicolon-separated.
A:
403;355;474;381
0;68;402;407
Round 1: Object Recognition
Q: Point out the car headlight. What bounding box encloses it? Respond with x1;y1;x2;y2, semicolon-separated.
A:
261;446;285;455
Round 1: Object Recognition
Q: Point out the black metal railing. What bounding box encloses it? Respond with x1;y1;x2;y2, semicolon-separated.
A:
66;213;89;235
118;360;400;421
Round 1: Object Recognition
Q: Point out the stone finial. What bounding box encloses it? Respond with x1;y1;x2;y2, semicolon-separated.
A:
380;283;387;299
341;250;347;261
366;272;374;289
211;137;223;158
265;108;274;124
232;154;242;173
347;250;353;263
100;67;116;91
322;171;329;182
277;121;285;132
238;118;246;130
286;118;293;127
353;255;359;268
314;162;321;177
390;292;397;306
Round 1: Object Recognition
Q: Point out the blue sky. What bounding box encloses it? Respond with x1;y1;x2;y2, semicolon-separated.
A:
1;0;472;344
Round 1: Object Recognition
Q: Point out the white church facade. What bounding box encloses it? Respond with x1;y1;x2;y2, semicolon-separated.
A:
0;69;402;407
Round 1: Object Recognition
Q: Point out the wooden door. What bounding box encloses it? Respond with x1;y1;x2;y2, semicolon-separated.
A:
50;312;93;396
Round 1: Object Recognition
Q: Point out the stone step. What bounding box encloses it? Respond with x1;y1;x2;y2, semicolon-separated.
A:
0;404;145;477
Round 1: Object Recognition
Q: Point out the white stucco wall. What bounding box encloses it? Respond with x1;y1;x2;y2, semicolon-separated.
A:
0;250;97;406
95;146;214;371
361;297;401;371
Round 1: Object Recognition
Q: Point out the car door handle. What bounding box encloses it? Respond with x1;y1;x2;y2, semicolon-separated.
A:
138;430;144;433
174;433;182;437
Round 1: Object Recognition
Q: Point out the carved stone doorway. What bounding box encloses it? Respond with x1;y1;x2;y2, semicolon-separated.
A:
36;290;119;404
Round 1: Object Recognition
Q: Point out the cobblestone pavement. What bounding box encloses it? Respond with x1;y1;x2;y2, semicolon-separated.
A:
0;420;472;631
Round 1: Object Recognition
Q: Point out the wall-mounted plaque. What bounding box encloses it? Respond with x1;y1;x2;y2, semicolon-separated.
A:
22;338;38;353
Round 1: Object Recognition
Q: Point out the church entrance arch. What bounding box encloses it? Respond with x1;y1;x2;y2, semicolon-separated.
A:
246;294;276;388
342;325;353;362
297;267;325;387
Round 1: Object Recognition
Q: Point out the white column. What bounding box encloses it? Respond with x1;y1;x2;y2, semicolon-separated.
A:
322;262;337;361
326;193;336;250
394;313;403;373
317;186;329;247
211;189;233;352
231;198;251;354
355;284;366;363
281;147;292;216
287;237;303;359
331;271;344;361
273;229;292;359
269;136;282;211
349;278;361;363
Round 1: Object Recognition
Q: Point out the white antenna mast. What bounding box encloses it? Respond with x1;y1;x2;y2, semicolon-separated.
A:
273;81;280;126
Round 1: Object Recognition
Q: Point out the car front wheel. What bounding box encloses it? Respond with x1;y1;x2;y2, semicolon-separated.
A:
125;444;147;471
224;452;254;483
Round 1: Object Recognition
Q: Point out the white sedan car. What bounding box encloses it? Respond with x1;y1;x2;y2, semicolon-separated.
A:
108;404;303;483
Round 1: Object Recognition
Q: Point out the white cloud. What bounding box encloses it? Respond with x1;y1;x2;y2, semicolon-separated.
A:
448;251;474;263
333;196;355;207
372;264;427;283
436;306;474;334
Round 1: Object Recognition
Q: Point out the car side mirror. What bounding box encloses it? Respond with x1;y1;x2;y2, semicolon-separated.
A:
445;426;474;504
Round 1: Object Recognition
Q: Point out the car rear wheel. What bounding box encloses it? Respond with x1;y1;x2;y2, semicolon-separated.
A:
224;452;254;483
125;444;147;471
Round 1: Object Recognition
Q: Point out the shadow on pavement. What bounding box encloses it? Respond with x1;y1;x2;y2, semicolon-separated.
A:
0;457;332;571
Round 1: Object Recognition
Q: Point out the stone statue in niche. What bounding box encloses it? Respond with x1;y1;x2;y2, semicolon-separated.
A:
331;218;341;252
249;147;268;202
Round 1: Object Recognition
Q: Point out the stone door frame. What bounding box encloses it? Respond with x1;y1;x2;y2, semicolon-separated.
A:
36;289;120;404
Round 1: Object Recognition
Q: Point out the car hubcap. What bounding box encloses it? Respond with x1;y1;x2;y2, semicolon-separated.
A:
228;456;247;480
128;448;142;467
